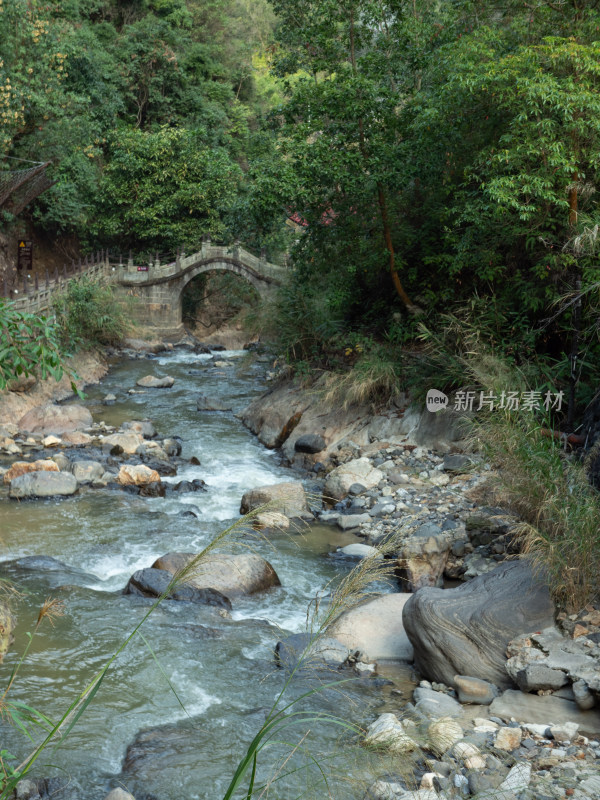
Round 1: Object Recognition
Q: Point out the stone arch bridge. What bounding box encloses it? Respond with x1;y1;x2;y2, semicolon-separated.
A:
3;242;286;340
118;242;286;339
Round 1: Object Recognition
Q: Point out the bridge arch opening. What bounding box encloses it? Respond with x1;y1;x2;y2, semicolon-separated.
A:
181;267;260;334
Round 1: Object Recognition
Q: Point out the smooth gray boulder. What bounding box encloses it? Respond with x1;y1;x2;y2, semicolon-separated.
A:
336;513;371;530
240;481;308;517
490;689;600;737
9;471;77;499
402;559;554;689
124;568;231;609
454;675;499;705
333;543;380;560
70;460;104;484
413;686;463;719
442;454;474;472
151;552;281;600
294;434;326;454
327;593;414;662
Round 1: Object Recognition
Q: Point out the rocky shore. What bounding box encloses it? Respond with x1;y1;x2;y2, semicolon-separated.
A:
1;339;599;800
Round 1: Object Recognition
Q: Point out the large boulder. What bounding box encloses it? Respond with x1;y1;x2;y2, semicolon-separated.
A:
413;686;464;719
3;459;59;484
396;523;452;591
327;594;414;662
101;432;144;454
240;481;308;517
124;567;231;609
117;464;161;487
294;434;326;454
402;559;555;689
323;458;383;502
18;403;92;435
9;471;77;498
136;375;174;388
71;460;104;484
151;552;281;599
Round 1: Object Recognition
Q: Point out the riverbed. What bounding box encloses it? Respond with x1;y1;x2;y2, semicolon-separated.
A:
0;347;409;799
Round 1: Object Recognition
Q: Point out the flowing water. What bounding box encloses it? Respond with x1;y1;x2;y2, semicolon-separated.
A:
0;349;414;799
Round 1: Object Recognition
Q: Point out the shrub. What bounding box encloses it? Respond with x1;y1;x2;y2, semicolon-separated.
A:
0;301;69;391
53;277;127;349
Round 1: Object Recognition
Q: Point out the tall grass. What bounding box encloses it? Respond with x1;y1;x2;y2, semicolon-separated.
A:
419;311;600;610
476;412;600;611
320;347;403;409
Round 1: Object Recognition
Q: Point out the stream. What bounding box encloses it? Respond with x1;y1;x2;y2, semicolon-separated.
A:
0;348;412;799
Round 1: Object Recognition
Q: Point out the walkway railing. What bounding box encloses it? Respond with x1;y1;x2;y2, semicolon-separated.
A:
1;251;113;314
0;239;288;314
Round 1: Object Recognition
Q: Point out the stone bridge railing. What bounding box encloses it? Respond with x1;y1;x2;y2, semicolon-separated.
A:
0;241;287;324
117;241;287;287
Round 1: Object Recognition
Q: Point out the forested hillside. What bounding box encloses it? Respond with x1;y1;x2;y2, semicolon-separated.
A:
0;0;277;252
3;0;600;413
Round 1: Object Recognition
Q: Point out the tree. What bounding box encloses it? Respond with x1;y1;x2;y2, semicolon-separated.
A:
93;125;242;253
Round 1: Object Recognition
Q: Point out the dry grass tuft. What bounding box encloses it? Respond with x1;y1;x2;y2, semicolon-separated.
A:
320;354;402;410
476;412;600;610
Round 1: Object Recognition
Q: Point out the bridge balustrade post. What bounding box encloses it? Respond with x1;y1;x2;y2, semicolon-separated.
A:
45;269;49;288
155;252;160;269
63;264;68;280
128;250;133;270
260;246;267;261
35;274;39;290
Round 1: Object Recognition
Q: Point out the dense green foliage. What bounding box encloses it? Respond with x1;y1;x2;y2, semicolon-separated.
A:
1;0;276;250
53;276;127;349
0;300;66;389
5;0;600;416
233;0;600;415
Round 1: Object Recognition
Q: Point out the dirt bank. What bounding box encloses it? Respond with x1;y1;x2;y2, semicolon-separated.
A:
0;349;108;426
